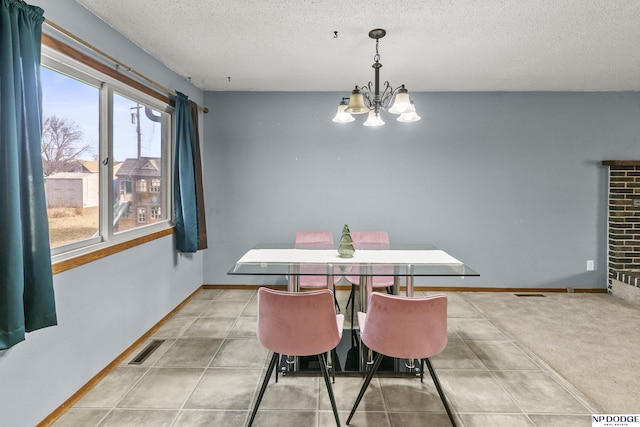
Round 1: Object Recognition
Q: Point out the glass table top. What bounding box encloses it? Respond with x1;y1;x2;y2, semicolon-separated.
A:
228;243;479;277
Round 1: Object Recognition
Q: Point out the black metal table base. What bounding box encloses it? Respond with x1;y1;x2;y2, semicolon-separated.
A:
278;329;424;377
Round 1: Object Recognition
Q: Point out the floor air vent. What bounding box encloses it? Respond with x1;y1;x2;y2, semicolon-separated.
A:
514;294;546;297
129;339;164;365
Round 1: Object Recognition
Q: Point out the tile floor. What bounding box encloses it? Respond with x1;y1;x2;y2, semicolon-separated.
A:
52;289;600;427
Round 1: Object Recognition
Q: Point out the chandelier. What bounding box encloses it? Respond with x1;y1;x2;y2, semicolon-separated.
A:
332;28;420;126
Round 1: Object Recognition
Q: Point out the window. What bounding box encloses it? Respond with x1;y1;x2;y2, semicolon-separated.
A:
41;45;173;260
120;178;132;196
41;66;99;248
150;206;161;219
137;208;147;224
135;179;147;193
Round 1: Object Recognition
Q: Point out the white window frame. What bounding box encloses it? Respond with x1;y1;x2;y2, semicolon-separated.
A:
42;46;174;263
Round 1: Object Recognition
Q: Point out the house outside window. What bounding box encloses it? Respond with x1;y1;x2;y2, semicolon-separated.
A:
115;157;163;231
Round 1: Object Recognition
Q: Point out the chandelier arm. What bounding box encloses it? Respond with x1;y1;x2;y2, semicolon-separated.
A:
390;84;406;98
379;82;395;110
359;82;375;109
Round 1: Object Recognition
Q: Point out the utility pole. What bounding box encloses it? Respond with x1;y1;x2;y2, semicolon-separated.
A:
130;104;142;158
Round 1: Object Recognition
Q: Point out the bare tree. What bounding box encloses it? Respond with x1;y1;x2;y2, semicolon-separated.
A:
41;116;92;176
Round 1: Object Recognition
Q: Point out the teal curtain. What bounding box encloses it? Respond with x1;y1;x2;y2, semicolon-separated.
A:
0;0;57;350
174;91;207;252
189;100;208;250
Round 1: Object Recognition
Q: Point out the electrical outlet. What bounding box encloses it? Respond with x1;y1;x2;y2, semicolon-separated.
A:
587;260;595;271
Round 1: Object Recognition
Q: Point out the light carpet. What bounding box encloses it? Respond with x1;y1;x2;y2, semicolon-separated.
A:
461;292;640;413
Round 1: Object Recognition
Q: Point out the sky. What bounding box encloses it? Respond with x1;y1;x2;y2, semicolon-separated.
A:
41;66;163;162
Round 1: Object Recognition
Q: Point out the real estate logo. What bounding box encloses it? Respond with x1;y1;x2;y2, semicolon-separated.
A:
592;414;640;427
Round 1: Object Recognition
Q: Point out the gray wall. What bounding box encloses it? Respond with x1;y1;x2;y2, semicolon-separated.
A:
203;91;640;289
0;1;204;426
0;237;202;427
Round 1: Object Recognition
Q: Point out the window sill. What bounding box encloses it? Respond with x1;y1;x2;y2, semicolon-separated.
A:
52;226;175;275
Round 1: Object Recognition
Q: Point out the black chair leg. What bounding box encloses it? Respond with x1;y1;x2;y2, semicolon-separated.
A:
327;351;335;384
345;284;354;309
248;352;279;427
318;353;341;426
350;285;356;329
333;284;341;312
346;352;384;425
424;358;457;427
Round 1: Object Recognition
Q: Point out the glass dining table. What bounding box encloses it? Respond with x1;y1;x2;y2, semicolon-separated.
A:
229;242;478;303
228;243;479;375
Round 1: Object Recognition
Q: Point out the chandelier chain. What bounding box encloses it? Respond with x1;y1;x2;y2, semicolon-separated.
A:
374;38;381;63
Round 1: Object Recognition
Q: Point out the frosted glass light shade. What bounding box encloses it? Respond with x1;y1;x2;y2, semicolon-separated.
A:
332;104;355;123
363;110;385;127
397;111;421;122
388;90;412;114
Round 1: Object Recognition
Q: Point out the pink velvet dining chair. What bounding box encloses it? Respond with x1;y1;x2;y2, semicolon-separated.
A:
248;287;345;427
345;231;394;324
294;231;341;310
346;292;457;426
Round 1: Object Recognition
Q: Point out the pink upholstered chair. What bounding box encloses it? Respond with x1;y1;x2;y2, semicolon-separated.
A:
346;293;457;426
249;287;345;427
345;231;394;323
295;231;341;310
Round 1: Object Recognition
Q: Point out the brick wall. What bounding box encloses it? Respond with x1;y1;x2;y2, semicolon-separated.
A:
603;160;640;288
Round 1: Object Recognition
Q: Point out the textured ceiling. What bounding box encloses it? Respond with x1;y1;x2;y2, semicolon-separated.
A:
74;0;640;92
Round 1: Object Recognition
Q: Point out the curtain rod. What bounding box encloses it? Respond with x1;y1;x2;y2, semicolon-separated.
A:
44;19;208;113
